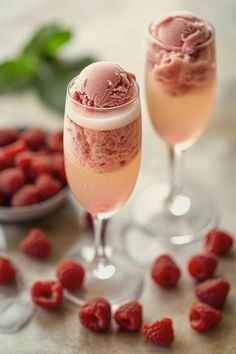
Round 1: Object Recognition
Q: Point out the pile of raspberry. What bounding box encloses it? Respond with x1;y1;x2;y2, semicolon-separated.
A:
0;128;66;207
0;228;234;348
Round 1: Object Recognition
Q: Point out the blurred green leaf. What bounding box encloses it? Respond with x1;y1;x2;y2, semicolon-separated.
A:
0;55;39;94
35;57;95;113
23;24;72;58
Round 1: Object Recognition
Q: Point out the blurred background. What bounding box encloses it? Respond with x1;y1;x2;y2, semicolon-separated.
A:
0;0;236;227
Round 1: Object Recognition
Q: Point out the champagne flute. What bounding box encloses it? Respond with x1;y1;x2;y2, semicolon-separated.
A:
63;62;143;305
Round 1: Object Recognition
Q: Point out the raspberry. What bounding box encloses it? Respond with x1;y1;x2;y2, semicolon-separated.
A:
47;130;63;152
11;185;39;207
57;259;85;291
189;302;222;332
2;139;27;158
20;228;52;259
114;300;142;332
36;174;62;200
86;212;93;228
0;154;14;171
143;318;174;346
0;256;16;284
0;129;18;147
205;229;234;255
188;253;218;281
31;281;63;310
0;190;5;205
15;151;35;170
22;128;46;151
151;254;181;288
52;153;66;183
195;278;230;309
79;297;111;332
31;155;54;178
0;167;26;196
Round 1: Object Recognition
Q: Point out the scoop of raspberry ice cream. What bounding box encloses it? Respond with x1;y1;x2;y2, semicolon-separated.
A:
71;61;136;108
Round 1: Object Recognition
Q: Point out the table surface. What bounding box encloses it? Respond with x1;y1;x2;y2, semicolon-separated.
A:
0;0;236;353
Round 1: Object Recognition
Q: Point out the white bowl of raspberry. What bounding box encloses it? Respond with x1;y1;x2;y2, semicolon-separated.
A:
0;127;69;223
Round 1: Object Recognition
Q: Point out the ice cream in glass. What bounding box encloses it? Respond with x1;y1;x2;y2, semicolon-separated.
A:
131;12;218;249
64;61;143;304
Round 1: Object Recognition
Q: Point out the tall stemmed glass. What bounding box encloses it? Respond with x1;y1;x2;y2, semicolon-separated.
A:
64;73;142;305
132;12;218;246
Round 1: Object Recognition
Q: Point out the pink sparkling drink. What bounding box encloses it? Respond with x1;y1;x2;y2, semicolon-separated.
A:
64;78;141;217
146;12;216;148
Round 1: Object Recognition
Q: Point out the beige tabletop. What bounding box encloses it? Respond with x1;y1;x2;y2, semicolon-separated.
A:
0;0;236;353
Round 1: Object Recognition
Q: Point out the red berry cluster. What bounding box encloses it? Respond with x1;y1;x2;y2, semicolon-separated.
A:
0;128;66;207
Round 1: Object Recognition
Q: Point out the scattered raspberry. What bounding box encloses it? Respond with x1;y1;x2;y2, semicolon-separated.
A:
195;278;230;309
47;130;63;152
0;129;18;147
52;153;66;183
79;297;111;332
57;259;85;291
20;228;52;259
0;167;26;196
205;229;234;256
11;184;39;207
31;280;63;310
1;139;27;158
31;155;54;178
114;300;142;332
151;254;181;288
15;151;35;170
143;318;174;346
22;128;46;151
188;253;218;281
0;256;16;284
0;154;14;171
189;302;222;332
36;174;62;200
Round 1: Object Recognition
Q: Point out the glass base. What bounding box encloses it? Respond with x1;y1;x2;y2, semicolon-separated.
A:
131;183;220;245
64;249;144;307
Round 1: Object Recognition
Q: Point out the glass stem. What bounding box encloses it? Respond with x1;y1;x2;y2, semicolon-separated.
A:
168;145;185;200
92;217;110;266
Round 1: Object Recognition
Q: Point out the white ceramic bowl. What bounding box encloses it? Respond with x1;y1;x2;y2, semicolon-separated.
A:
0;187;69;223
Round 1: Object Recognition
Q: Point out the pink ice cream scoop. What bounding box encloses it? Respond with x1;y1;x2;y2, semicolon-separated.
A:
148;11;215;95
66;62;141;173
71;61;136;108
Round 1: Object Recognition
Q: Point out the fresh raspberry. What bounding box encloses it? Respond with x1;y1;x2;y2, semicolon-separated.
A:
189;302;222;332
20;228;52;259
86;212;93;228
0;190;5;205
31;281;63;310
195;278;230;309
205;229;234;256
0;129;19;147
2;139;27;158
114;300;142;332
22;128;46;151
79;297;111;332
15;151;35;170
151;254;181;288
188;253;218;281
0;167;26;196
47;130;63;152
11;185;39;207
0;154;14;171
57;259;85;291
31;155;54;178
52;153;66;183
0;256;16;284
143;318;174;346
36;174;62;200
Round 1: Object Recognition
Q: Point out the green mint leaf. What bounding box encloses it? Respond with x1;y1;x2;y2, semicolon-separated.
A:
35;57;95;113
0;55;39;94
23;24;72;58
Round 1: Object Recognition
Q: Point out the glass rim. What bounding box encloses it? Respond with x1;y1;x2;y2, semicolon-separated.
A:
148;16;215;51
67;76;140;112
